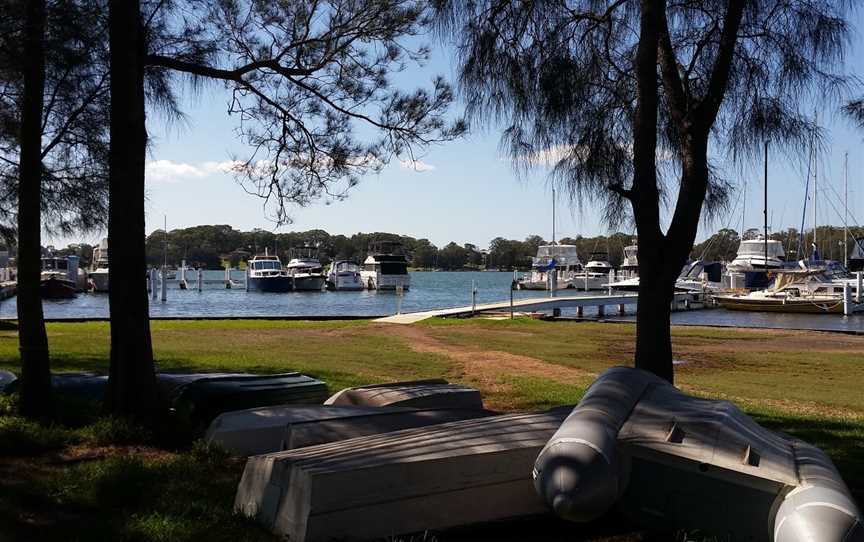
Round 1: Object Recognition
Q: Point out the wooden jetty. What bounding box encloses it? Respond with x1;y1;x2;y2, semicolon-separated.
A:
206;404;495;456
377;292;706;324
235;408;571;541
324;379;484;409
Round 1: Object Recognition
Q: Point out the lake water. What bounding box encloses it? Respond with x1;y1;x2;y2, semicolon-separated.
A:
2;271;863;332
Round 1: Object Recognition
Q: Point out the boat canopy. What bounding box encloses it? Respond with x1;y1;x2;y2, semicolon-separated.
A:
736;239;786;259
333;261;360;273
534;245;581;268
250;259;281;270
41;257;69;271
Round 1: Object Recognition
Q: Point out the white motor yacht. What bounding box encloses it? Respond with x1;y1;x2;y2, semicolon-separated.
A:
607;260;722;293
584;251;613;275
516;244;590;290
726;237;786;272
619;241;639;279
326;260;363;291
361;241;410;291
89;238;109;292
246;251;293;292
286;248;327;291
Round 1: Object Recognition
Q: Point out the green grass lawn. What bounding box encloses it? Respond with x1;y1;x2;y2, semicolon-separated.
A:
0;317;862;541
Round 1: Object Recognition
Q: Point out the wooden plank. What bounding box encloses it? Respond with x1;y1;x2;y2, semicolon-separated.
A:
324;379;484;410
236;409;570;541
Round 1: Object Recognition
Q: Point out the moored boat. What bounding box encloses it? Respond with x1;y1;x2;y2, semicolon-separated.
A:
726;237;786;272
88;238;109;292
40;256;85;298
286;248;327;291
618;241;639;279
361;241;410;291
715;269;852;314
326;260;363;291
516;244;586;290
246;252;293;292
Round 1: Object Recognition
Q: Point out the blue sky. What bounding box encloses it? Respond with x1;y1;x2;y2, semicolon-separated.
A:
57;10;864;252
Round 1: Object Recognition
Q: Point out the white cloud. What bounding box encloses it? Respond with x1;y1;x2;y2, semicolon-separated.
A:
146;159;247;183
146;160;210;183
200;160;244;175
400;159;436;172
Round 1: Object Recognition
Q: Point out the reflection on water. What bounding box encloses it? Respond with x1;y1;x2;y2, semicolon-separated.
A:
1;271;863;332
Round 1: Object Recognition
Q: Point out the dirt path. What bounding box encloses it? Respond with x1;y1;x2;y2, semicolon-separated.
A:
382;324;594;409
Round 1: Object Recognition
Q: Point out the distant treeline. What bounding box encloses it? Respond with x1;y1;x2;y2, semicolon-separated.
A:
28;224;862;272
132;225;639;270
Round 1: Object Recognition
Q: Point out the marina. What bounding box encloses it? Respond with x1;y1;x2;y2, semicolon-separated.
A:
3;270;864;332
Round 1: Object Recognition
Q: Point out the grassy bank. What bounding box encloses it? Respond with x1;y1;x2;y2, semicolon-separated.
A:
0;318;862;541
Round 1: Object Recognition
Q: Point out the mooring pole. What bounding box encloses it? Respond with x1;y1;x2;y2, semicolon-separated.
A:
843;283;852;316
395;285;404;315
197;268;203;292
150;268;157;300
160;265;167;302
857;271;862;304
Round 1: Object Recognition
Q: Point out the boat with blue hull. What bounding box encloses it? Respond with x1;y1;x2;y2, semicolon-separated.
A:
246;253;293;292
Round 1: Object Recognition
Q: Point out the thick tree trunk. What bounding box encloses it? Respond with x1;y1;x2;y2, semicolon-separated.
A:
106;0;156;418
631;0;678;382
17;0;51;418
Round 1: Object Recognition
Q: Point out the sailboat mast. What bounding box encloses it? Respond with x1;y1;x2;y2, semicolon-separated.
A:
764;141;768;269
813;113;818;258
552;187;556;245
163;215;167;268
845;151;849;268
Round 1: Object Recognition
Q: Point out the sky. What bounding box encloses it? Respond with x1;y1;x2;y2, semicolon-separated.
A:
54;9;864;253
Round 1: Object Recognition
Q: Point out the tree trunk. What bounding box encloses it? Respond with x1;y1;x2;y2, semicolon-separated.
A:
17;0;52;418
634;260;677;383
106;0;156;418
631;0;678;382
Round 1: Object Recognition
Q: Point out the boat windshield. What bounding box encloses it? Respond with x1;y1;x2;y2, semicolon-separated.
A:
335;261;359;273
381;262;407;275
251;260;281;270
41;259;68;271
736;240;785;259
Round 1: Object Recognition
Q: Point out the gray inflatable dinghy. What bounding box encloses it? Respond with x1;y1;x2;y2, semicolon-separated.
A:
533;366;863;542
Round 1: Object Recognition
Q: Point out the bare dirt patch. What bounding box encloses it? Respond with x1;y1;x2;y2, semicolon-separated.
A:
385;325;594;409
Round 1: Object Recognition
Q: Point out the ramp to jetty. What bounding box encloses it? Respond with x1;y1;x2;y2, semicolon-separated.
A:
376;292;702;324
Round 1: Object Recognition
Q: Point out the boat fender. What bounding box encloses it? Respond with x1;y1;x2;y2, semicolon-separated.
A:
533;366;661;522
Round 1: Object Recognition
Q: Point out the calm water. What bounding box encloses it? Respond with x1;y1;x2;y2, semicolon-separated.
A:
2;271;863;332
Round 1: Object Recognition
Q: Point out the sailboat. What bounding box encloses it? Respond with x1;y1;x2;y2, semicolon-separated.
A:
515;187;602;291
714;268;851;313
